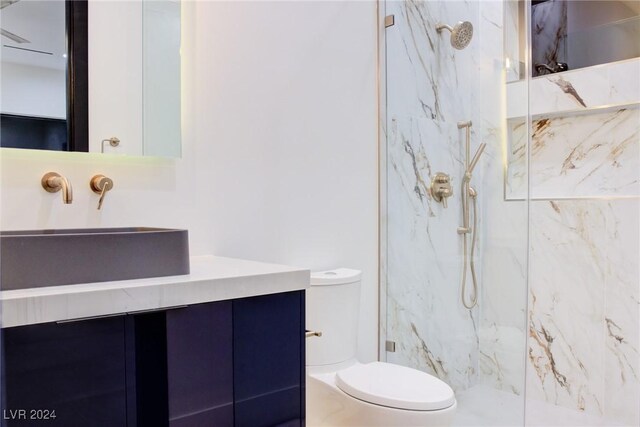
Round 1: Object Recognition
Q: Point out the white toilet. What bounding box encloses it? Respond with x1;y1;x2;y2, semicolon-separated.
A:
306;269;456;427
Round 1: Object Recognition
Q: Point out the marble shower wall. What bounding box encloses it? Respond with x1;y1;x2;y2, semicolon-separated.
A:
503;30;640;420
519;66;640;425
527;199;640;426
507;106;640;200
383;0;528;396
505;25;640;426
477;0;528;398
384;0;483;392
384;1;639;424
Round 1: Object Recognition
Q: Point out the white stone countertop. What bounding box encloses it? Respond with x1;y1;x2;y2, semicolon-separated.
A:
0;255;310;328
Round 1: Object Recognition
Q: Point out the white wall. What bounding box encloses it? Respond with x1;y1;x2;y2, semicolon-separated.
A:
189;0;379;362
88;1;143;156
0;62;66;119
0;0;379;362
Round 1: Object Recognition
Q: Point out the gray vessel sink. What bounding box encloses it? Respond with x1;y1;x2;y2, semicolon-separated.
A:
1;228;190;291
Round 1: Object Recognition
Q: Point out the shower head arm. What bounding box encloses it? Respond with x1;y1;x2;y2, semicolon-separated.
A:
436;23;453;33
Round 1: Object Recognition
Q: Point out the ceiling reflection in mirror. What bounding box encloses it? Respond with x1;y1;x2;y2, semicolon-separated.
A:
1;0;68;151
0;0;182;158
505;0;640;83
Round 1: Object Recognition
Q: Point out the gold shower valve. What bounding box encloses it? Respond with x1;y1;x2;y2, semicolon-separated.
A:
430;172;453;208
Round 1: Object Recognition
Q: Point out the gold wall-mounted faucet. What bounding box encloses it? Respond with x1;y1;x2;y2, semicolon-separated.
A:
41;172;73;204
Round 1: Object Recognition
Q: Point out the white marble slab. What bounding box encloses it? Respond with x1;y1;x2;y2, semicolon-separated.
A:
0;255;310;328
384;0;529;398
528;199;640;425
507;58;640;119
384;0;485;393
507;106;640;199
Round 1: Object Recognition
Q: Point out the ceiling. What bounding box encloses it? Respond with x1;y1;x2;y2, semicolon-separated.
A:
0;0;66;70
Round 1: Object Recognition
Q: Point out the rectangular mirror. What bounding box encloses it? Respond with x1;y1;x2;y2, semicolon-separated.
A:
531;0;640;77
0;0;181;158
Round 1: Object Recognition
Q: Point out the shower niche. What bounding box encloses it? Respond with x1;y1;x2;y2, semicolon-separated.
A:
504;0;640;202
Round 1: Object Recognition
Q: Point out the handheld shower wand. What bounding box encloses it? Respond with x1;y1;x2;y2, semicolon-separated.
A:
456;121;484;310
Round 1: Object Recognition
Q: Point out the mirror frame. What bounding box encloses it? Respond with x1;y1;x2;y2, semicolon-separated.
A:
66;0;88;152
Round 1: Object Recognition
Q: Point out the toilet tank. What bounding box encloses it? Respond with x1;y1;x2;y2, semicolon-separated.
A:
306;268;362;366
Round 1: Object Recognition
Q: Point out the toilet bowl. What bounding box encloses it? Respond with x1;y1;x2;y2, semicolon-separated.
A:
306;269;456;427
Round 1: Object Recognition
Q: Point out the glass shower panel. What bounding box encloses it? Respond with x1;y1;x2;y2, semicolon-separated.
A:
381;1;529;426
524;1;640;425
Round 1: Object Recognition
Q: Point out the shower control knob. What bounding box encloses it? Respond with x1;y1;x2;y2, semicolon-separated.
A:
430;172;453;208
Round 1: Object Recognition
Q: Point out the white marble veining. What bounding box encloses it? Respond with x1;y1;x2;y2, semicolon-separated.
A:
507;58;640;119
507;106;640;199
384;0;528;399
383;2;640;426
528;199;640;425
0;255;309;328
478;324;525;396
476;0;529;398
385;116;481;392
384;0;484;392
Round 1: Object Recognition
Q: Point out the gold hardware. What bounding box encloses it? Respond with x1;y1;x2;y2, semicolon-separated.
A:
90;174;114;210
41;172;73;204
101;137;120;153
457;120;484;310
305;330;322;338
430;172;452;208
385;15;395;28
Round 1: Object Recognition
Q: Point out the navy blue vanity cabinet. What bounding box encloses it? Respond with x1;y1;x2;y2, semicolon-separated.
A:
128;311;170;426
165;301;234;427
1;290;305;427
233;291;305;427
1;316;128;427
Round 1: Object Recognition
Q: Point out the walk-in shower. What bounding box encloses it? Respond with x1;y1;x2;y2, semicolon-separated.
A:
381;1;640;426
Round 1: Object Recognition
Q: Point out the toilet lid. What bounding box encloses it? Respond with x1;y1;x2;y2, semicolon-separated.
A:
335;362;455;411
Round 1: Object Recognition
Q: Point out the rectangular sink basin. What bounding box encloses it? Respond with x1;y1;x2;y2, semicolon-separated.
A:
1;228;189;291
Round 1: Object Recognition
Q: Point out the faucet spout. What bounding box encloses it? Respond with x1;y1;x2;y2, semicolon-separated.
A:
41;172;73;204
58;175;73;204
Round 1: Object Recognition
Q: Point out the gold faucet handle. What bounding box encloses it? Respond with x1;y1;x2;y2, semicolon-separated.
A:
90;175;114;210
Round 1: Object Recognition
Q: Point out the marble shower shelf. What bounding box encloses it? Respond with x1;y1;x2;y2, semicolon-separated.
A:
505;105;640;200
507;58;640;119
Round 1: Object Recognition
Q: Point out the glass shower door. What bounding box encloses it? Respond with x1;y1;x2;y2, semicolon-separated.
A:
380;1;529;425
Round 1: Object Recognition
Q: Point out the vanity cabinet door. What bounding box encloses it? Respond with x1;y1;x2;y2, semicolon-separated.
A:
1;316;127;427
233;291;305;427
166;301;234;427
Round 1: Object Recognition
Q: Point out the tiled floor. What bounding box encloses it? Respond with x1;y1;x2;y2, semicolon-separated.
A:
452;385;631;427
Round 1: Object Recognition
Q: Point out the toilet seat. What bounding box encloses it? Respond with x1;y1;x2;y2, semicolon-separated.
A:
335;362;455;411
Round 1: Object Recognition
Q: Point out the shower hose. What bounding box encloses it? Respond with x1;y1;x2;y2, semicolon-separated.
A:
461;182;479;310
